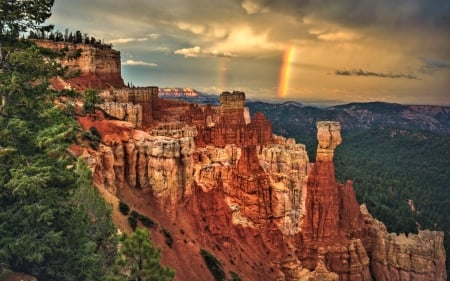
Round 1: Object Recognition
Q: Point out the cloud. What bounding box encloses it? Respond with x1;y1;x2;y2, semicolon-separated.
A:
110;34;160;44
317;31;361;41
241;0;270;15
176;22;206;35
174;46;234;58
420;58;450;73
147;33;160;39
174;46;201;58
111;37;149;44
122;60;158;67
335;69;418;80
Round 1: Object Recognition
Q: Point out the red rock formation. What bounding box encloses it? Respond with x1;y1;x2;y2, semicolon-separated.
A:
210;91;272;147
34;39;124;90
361;205;447;281
62;43;446;280
83;102;446;281
298;121;373;280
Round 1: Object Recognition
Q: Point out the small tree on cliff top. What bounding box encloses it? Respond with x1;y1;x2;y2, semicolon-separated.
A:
83;88;103;117
107;228;175;281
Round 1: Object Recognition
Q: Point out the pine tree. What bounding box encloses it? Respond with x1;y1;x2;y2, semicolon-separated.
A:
108;228;175;281
0;1;118;279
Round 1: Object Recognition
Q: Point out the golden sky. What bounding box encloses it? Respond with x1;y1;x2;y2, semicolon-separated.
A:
49;0;450;105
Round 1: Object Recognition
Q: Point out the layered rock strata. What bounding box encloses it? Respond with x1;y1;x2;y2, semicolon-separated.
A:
84;92;446;281
43;40;446;280
87;125;196;219
34;39;124;89
361;205;447;281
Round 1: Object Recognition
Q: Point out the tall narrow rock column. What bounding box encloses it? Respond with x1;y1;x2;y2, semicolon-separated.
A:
316;121;342;162
303;121;342;241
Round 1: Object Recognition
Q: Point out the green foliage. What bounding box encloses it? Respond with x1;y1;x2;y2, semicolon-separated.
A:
0;0;55;39
128;211;139;231
83;88;102;116
107;228;175;281
72;160;118;273
67;48;83;60
161;227;173;248
0;3;119;279
82;126;101;150
334;128;450;273
138;214;157;228
0;45;63;117
230;271;242;281
119;201;130;216
200;249;225;281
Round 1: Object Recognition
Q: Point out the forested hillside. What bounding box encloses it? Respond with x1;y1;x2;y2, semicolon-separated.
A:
0;1;173;280
335;128;450;238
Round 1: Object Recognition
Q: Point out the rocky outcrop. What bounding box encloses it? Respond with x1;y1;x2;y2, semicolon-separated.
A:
89;125;196;219
361;205;447;281
257;139;310;235
81;91;446;281
293;122;371;281
99;102;142;128
316;121;342;162
34;39;124;90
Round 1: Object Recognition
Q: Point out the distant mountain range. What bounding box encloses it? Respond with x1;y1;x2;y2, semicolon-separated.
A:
247;101;450;137
159;91;450;135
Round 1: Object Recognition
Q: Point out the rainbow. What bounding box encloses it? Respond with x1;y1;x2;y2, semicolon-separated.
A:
278;46;296;98
217;57;229;92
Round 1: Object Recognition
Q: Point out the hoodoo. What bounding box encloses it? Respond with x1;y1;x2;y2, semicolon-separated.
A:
50;39;446;281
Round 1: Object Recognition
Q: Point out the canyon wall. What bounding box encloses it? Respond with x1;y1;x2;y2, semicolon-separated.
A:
34;39;124;90
84;93;446;280
49;41;445;280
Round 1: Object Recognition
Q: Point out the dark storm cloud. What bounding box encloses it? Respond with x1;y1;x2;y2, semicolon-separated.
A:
425;58;450;69
335;69;418;80
246;0;450;30
420;58;450;73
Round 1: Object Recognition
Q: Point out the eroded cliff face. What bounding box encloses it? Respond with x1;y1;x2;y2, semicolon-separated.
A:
361;205;447;281
34;40;124;90
84;123;196;219
74;82;446;280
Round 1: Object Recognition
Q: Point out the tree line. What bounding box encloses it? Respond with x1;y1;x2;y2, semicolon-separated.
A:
28;28;113;49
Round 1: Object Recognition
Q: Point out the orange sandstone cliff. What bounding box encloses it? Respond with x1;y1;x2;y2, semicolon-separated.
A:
47;40;445;281
34;39;124;90
80;91;446;281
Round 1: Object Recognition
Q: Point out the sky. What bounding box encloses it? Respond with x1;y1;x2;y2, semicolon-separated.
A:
48;0;450;105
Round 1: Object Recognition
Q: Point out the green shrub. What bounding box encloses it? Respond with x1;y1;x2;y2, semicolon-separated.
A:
128;216;137;231
138;214;157;228
118;201;130;216
130;210;139;219
200;249;225;281
230;271;242;281
82;126;101;150
161;227;173;248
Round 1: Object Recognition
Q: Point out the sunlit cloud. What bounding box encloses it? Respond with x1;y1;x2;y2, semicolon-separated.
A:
241;0;270;15
122;60;158;67
318;31;361;41
174;46;234;58
111;37;149;44
210;26;283;55
110;34;160;45
174;46;201;58
176;22;206;35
